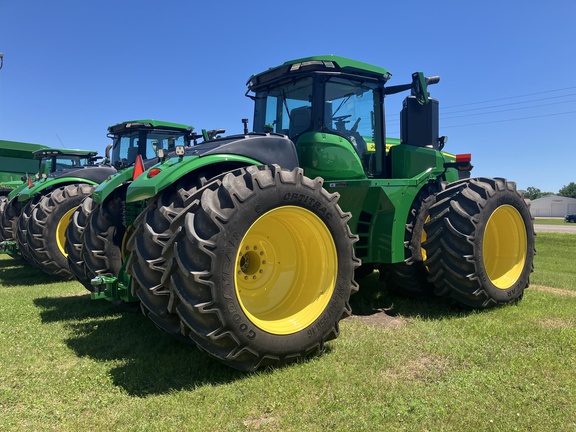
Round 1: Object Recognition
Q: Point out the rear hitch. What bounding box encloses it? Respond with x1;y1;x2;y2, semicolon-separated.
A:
90;269;139;303
0;240;20;255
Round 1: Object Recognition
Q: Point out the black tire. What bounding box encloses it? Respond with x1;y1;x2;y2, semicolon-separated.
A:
16;194;44;266
162;165;359;371
423;177;535;308
65;195;97;291
0;197;22;242
82;188;126;280
26;184;95;278
0;196;7;234
126;176;204;338
383;182;442;297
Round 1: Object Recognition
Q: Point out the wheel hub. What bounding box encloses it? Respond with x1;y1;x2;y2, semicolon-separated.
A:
238;246;267;281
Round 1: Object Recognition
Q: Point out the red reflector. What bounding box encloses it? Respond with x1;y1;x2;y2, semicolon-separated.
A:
456;153;471;163
27;176;34;188
132;155;145;180
147;167;162;178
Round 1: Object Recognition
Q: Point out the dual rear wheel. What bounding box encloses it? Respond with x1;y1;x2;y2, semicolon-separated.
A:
386;177;534;308
127;165;359;370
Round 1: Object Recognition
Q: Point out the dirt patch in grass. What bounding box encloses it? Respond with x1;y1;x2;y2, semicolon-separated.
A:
532;285;576;297
243;414;278;431
382;354;451;383
348;308;410;328
535;318;574;329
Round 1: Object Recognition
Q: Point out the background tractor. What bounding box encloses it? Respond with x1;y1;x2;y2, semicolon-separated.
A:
87;55;535;371
0;140;49;227
0;148;115;277
65;119;204;295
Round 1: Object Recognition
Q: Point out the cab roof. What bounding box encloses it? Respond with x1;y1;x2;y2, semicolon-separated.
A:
247;55;392;90
32;148;98;159
108;119;195;134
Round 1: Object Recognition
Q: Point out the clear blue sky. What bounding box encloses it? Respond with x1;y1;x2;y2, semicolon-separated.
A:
1;0;574;193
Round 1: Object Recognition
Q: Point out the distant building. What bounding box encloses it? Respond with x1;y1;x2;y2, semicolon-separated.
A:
529;195;576;217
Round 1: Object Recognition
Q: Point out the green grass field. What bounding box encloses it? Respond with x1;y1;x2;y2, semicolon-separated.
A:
1;232;575;431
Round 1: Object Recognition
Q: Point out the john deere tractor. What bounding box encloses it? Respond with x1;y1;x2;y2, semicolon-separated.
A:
0;148;116;277
65;120;201;294
0;140;49;227
90;56;535;371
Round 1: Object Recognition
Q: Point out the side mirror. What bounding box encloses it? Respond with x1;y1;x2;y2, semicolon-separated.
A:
411;72;440;105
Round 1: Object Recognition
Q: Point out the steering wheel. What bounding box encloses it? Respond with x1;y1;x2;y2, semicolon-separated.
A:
332;114;352;132
332;114;352;122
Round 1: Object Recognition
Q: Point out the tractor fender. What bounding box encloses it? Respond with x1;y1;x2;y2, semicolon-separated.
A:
126;154;263;203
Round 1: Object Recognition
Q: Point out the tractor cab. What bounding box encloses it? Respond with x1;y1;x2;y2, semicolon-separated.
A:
107;120;196;170
247;56;441;180
34;148;100;178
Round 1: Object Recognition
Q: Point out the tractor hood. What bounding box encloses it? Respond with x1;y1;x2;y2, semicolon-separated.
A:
126;133;299;202
46;164;117;183
183;132;298;163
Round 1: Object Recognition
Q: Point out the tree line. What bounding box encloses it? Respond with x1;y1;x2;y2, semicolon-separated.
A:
524;182;576;200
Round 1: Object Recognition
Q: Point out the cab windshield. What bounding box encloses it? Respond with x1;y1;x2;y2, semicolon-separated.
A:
111;129;188;168
40;155;92;175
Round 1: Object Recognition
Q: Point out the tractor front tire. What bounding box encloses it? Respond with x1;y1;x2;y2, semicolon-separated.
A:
0;197;22;242
162;165;359;371
423;177;535;308
0;196;7;233
82;188;126;279
65;195;96;291
16;195;43;265
126;176;203;339
26;184;95;278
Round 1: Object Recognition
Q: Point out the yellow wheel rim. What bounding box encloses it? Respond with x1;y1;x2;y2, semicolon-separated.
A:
235;206;337;335
421;215;430;263
56;206;78;257
482;205;527;289
121;224;135;261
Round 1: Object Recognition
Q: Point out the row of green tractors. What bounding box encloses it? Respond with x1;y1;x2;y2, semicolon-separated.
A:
1;55;535;371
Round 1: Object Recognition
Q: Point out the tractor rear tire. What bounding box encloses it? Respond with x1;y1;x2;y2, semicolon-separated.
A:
26;184;95;278
82;188;126;279
383;182;442;297
16;195;43;266
65;195;96;291
162;165;359;371
423;177;535;308
0;197;22;242
126;176;204;339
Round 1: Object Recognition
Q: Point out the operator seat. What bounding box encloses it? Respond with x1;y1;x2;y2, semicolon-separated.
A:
127;145;139;164
288;106;311;139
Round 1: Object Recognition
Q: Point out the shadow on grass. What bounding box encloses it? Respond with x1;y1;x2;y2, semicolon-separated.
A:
33;295;247;396
0;257;67;286
351;271;475;321
29;270;483;397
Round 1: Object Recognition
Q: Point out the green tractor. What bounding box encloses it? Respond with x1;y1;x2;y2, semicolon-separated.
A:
94;56;535;371
0;140;49;224
0;148;116;277
65;119;202;294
